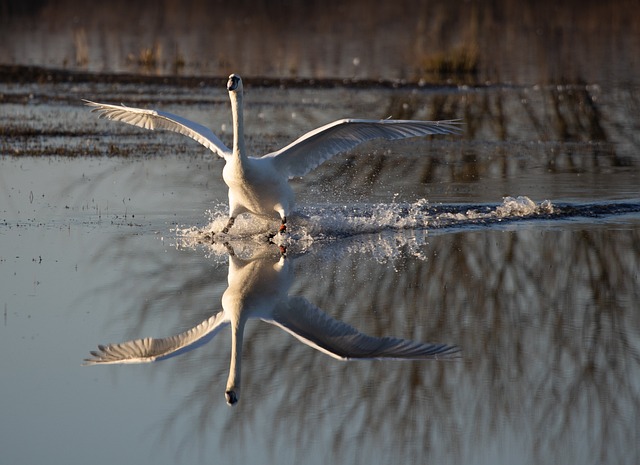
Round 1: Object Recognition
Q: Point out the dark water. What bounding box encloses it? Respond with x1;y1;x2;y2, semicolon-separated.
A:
1;2;640;464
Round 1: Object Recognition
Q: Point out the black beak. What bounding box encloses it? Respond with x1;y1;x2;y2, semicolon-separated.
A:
227;75;239;91
225;390;238;405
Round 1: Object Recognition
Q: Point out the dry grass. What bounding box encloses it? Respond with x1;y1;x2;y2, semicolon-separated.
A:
418;44;479;76
1;0;638;83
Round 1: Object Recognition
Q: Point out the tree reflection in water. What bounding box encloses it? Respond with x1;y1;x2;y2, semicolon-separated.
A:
66;72;640;463
2;2;640;461
85;244;459;405
85;220;640;464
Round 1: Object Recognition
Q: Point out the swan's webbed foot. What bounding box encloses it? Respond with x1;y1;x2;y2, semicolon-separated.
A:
266;236;287;255
202;230;220;244
278;217;287;233
266;217;287;240
265;217;289;255
222;242;236;256
221;216;235;234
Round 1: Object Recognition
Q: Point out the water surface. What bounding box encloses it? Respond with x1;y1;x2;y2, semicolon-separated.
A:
1;74;639;465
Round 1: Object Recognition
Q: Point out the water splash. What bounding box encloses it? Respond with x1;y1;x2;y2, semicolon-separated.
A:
435;196;554;224
173;196;556;261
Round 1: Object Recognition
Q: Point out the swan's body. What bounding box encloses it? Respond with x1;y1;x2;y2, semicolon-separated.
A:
84;251;459;405
85;74;462;233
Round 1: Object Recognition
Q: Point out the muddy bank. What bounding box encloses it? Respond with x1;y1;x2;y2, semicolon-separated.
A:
0;64;464;90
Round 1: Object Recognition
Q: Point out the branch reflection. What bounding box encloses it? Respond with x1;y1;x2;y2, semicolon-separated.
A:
82;218;640;464
85;244;458;405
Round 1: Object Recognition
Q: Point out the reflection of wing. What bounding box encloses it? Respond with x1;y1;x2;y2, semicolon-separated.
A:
270;296;459;360
83;311;229;365
83;100;231;159
265;119;463;179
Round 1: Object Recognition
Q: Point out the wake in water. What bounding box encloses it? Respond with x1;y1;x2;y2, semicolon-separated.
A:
174;196;557;259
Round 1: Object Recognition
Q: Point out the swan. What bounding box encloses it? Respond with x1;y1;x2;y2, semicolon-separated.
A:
84;74;462;234
84;248;459;405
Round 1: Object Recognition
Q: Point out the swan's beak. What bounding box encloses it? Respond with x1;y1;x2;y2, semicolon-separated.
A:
225;389;239;406
227;74;240;92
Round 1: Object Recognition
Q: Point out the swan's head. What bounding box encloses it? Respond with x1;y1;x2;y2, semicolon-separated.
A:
225;388;240;406
227;74;243;92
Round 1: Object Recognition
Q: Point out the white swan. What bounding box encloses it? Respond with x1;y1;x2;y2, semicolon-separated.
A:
84;249;459;405
84;74;462;234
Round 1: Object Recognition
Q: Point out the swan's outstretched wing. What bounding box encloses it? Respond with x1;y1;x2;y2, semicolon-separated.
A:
83;311;229;365
266;119;463;178
83;100;231;159
269;296;459;360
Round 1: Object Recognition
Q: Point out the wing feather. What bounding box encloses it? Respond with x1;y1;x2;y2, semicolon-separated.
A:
83;311;229;365
83;100;231;159
269;296;459;360
266;119;463;178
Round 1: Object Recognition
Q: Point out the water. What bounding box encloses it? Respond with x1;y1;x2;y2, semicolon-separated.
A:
2;3;640;461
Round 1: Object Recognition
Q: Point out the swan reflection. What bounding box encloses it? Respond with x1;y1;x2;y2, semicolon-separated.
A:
85;246;458;405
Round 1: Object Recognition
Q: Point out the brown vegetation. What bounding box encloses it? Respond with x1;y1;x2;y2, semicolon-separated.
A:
0;0;638;84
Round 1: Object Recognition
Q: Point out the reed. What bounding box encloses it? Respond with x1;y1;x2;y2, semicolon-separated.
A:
416;44;479;82
1;0;638;84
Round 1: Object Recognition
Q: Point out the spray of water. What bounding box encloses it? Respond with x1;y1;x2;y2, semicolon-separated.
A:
173;196;554;261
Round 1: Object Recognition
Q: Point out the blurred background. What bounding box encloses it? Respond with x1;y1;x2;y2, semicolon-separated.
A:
2;0;638;85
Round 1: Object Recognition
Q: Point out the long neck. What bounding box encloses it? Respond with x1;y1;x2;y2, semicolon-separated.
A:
225;317;245;395
229;91;246;158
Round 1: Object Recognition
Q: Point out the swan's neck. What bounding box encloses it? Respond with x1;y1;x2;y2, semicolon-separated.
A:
225;317;245;396
230;91;246;158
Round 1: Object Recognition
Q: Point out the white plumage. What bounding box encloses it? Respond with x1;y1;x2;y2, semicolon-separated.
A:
84;252;459;405
85;74;462;234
